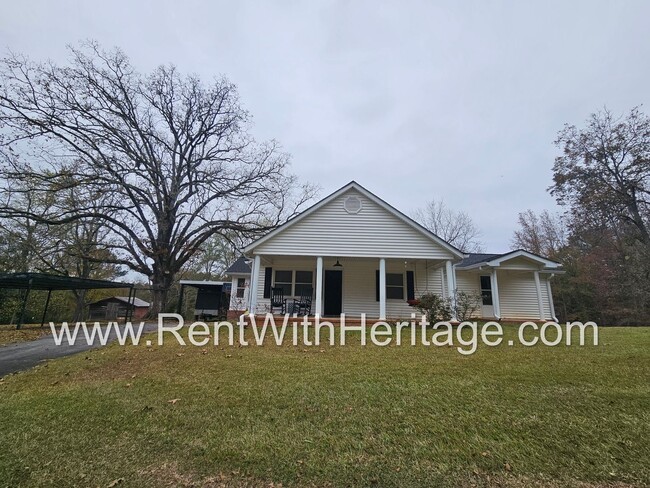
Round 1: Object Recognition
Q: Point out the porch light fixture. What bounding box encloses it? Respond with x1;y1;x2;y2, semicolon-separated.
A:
333;259;343;268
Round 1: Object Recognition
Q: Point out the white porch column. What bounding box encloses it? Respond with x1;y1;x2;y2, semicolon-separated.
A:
546;278;557;321
379;258;387;320
445;260;457;320
490;269;501;319
249;255;261;313
533;270;544;320
315;256;323;317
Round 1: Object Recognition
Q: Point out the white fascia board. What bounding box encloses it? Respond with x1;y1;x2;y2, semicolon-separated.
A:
485;250;561;268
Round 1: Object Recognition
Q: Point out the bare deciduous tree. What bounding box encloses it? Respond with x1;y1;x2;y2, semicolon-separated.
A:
511;209;566;258
412;199;483;252
0;42;316;314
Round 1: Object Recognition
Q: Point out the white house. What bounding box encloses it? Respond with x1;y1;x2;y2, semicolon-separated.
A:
226;181;561;321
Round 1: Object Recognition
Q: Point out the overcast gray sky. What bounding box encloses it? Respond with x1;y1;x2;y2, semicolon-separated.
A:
2;0;649;252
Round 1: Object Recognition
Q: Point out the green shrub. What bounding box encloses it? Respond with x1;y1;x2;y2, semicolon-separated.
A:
452;291;482;321
413;292;452;322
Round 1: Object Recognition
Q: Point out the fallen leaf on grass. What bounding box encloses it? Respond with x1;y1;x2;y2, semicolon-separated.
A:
504;463;512;472
481;451;490;457
107;478;124;487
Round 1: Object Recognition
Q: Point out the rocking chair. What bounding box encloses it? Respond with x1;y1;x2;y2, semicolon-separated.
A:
270;287;287;314
292;287;313;316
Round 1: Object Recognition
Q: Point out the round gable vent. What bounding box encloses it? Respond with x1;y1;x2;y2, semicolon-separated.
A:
343;195;362;214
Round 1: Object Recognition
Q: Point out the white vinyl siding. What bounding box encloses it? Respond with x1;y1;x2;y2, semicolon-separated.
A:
455;270;483;318
229;276;250;310
495;257;544;270
498;270;542;320
455;271;482;297
253;189;456;260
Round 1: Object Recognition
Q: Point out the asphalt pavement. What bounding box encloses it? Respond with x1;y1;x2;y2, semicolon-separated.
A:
0;322;158;377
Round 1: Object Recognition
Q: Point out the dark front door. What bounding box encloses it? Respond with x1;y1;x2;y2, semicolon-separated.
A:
324;270;343;316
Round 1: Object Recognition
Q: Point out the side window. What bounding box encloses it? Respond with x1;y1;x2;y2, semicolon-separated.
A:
236;278;246;298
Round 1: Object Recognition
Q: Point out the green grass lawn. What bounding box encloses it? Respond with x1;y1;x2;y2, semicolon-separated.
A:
0;325;648;487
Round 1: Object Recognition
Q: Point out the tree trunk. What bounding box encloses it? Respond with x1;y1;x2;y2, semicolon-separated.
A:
148;272;174;318
73;289;86;321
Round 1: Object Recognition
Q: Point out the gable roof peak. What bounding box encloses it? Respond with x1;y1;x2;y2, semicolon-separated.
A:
243;180;465;258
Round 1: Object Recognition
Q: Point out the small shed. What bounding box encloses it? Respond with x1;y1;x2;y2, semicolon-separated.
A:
178;280;231;320
88;296;150;320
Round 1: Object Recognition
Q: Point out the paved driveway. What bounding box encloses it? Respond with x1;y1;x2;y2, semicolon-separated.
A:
0;323;158;377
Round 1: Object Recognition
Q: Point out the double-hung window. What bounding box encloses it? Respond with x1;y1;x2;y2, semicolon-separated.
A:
386;273;404;299
236;278;246;298
294;271;313;297
274;270;293;296
274;270;314;296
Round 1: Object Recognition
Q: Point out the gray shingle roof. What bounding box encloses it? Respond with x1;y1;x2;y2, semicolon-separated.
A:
456;249;561;268
456;253;504;268
225;256;251;275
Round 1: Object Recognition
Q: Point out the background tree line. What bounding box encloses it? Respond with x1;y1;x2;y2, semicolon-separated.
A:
512;108;650;325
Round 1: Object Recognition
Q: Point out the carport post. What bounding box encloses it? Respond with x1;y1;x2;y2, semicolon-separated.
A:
17;278;33;330
125;285;134;323
177;284;186;315
40;288;52;328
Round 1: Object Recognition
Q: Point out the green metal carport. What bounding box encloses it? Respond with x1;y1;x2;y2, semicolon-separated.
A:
0;272;135;329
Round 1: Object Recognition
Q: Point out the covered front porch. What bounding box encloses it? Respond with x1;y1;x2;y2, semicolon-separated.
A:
247;254;457;320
